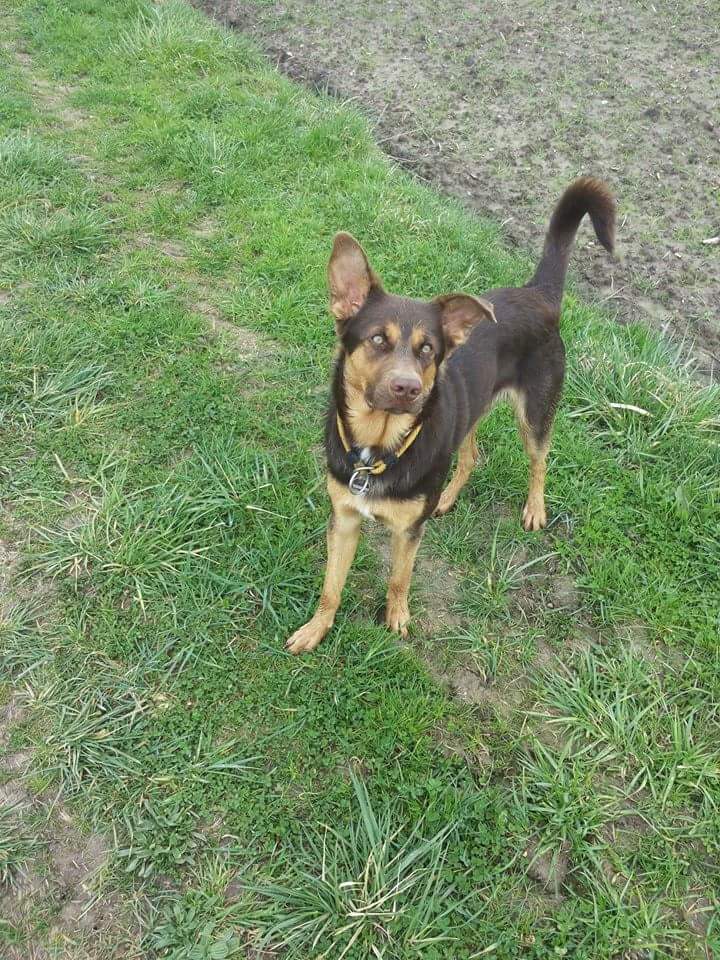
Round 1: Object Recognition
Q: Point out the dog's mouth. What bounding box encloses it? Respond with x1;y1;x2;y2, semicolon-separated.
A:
368;389;425;416
383;400;421;414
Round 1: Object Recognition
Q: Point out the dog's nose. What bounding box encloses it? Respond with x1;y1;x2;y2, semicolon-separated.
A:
389;376;422;400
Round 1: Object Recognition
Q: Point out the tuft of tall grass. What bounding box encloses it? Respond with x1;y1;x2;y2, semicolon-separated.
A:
114;1;241;72
0;204;110;263
238;771;472;958
0;132;66;184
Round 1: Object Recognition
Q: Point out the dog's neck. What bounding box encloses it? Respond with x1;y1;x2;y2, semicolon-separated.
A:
338;362;415;452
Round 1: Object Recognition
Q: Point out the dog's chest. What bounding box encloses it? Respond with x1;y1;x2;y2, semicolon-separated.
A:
354;497;380;522
328;478;427;533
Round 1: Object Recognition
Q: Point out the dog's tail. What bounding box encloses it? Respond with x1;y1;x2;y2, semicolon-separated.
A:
527;177;615;307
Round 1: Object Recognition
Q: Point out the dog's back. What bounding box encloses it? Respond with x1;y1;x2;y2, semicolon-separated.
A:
451;176;617;400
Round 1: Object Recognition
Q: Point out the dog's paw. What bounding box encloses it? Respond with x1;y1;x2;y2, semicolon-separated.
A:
522;499;547;532
385;602;411;638
433;493;456;517
285;618;328;655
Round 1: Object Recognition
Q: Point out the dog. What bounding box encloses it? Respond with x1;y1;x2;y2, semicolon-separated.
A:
287;177;615;654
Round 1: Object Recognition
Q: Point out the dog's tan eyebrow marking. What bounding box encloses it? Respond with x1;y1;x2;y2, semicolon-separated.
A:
410;328;430;350
385;321;401;345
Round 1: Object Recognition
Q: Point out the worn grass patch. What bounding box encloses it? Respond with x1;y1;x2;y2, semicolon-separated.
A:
0;1;718;957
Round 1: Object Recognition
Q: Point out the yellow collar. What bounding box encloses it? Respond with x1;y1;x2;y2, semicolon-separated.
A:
335;412;423;477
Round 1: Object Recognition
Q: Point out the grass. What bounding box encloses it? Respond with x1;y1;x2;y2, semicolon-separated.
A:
0;803;44;888
239;771;466;958
0;0;718;957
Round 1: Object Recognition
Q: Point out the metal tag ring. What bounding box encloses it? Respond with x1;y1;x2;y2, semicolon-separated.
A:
349;469;371;496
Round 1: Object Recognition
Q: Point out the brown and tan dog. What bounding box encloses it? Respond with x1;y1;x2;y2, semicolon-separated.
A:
287;178;615;654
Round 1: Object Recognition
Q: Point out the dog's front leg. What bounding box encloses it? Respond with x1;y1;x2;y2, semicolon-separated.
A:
385;523;424;638
434;426;480;516
286;504;362;655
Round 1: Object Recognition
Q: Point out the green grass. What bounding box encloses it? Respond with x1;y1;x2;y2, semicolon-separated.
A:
0;1;718;957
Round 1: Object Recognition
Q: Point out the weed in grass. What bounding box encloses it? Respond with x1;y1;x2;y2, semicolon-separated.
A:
118;797;205;881
145;887;245;960
31;477;219;604
0;600;46;681
444;627;506;685
537;645;720;811
114;0;239;73
0;131;66;184
38;670;150;793
53;270;179;313
572;866;687;957
181;80;233;123
176;129;247;205
455;522;557;628
6;362;112;428
566;328;720;463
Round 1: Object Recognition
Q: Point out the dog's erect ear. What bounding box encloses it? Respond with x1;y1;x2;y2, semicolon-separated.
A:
327;233;382;326
434;294;496;351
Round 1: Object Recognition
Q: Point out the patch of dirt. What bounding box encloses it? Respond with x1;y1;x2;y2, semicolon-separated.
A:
681;894;715;938
131;234;188;260
191;215;219;239
0;696;23;734
133;180;187;204
209;314;273;362
548;574;580;612
1;539;20;593
201;0;720;375
429;722;491;767
524;836;570;897
449;664;525;716
14;48;88;127
158;240;187;260
196;300;276;364
603;813;653;849
368;527;466;633
362;505;603;725
60;488;99;533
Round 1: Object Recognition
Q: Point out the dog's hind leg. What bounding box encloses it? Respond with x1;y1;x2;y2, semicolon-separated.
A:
521;432;549;531
512;386;559;532
434;424;480;517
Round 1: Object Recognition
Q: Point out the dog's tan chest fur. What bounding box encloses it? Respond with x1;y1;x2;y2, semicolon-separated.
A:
327;477;426;531
343;378;415;450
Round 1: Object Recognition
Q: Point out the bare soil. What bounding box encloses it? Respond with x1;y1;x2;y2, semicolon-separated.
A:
200;0;720;373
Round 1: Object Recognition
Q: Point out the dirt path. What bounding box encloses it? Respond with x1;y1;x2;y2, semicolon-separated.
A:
201;0;720;373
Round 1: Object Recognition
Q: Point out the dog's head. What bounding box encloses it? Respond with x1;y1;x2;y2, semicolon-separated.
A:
328;233;495;415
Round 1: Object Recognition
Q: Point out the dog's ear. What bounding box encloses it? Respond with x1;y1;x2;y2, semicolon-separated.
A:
327;233;382;327
434;294;496;351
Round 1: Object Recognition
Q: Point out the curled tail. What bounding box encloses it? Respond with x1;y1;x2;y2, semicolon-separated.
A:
528;177;615;306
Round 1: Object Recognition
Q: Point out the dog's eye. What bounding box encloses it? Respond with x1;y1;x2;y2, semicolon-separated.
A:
370;334;385;345
420;342;433;355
